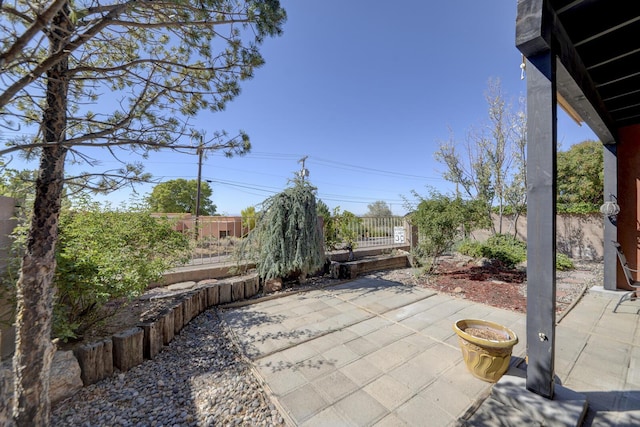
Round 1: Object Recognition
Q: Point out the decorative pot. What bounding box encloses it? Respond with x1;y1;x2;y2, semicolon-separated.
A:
453;319;518;383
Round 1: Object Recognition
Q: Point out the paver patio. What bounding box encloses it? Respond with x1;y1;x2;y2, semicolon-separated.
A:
221;276;640;426
220;278;526;426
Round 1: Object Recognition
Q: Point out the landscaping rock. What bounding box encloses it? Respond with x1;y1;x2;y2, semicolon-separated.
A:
167;281;196;291
264;278;283;293
51;310;286;426
50;350;83;404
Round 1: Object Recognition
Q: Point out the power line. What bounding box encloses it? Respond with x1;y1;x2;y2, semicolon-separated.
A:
147;173;411;205
308;156;444;181
206;178;281;194
316;196;404;205
72;150;445;183
208;177;406;206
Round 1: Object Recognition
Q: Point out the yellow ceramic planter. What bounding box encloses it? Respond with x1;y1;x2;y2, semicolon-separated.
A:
453;319;518;383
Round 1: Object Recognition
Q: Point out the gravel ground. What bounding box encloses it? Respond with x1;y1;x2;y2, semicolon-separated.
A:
51;309;286;427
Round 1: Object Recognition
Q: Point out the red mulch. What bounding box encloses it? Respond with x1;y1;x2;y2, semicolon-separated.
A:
417;259;528;313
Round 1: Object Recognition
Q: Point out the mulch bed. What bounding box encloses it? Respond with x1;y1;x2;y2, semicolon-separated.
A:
417;259;529;313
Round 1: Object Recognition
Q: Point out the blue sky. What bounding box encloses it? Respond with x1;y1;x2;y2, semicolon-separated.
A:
9;0;599;215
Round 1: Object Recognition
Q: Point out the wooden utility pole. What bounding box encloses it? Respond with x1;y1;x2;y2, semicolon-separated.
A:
195;139;203;240
298;155;309;181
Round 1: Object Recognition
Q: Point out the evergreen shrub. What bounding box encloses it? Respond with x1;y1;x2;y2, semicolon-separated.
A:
242;179;326;281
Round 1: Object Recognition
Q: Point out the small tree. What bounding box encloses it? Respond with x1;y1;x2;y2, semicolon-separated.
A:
408;189;485;271
244;178;325;282
435;79;526;235
330;207;361;252
364;200;393;217
0;1;286;422
147;179;216;215
502;100;527;234
557;140;603;213
240;206;257;236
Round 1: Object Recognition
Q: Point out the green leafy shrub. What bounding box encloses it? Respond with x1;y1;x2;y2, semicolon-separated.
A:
556;202;599;214
364;227;389;238
408;190;485;271
330;208;361;250
480;234;527;267
241;206;258;236
316;200;337;250
457;240;485;259
458;234;575;271
556;253;575;271
54;201;191;340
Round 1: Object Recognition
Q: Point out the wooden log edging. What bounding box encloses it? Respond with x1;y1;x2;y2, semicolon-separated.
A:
231;279;245;301
73;338;113;385
160;309;174;345
140;321;162;360
339;253;409;279
112;327;143;372
67;252;409;397
71;273;259;388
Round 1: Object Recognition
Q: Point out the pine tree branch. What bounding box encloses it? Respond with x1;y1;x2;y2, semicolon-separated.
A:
0;1;262;110
0;133;248;157
0;0;67;69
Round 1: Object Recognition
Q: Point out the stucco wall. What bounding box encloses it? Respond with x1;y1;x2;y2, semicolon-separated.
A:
617;126;640;288
471;213;604;261
151;213;247;239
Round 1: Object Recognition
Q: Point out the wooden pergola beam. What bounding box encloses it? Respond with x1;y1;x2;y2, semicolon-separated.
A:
516;0;622;398
526;51;558;399
516;0;617;145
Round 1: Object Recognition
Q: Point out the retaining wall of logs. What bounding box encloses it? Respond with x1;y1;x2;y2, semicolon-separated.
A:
337;253;410;279
73;274;259;387
53;249;409;400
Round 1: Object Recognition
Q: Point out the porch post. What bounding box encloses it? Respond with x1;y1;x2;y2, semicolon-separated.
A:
525;51;557;399
602;144;618;290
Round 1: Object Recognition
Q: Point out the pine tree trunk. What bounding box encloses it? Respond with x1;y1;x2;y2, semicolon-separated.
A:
0;363;12;426
12;3;71;425
13;146;67;426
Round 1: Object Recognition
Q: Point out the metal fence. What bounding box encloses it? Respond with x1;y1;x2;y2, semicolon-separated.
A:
184;216;411;266
186;217;246;266
332;216;409;250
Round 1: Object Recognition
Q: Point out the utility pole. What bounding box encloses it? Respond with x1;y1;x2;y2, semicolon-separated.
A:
298;155;309;181
195;137;203;240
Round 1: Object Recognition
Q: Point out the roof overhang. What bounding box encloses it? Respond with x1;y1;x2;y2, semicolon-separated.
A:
516;1;640;145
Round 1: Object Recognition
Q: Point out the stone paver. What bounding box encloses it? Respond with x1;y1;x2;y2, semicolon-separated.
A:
465;286;640;426
220;277;640;426
221;277;522;426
